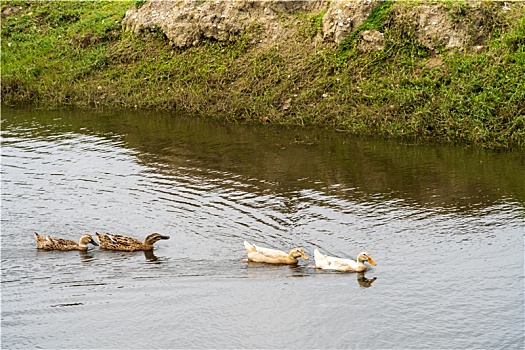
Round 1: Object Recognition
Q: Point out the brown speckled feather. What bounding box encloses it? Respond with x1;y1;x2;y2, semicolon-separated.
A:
34;232;99;251
95;232;170;251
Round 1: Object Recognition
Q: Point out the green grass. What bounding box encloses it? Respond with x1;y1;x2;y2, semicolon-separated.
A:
1;1;130;105
1;0;524;149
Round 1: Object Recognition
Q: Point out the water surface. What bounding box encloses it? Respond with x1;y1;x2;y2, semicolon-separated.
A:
1;108;524;349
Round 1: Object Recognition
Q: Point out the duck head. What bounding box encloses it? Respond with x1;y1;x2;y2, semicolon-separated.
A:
289;247;309;260
79;234;99;247
144;233;170;245
357;252;376;266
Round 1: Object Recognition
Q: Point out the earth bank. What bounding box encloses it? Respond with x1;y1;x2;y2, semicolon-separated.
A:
1;0;524;149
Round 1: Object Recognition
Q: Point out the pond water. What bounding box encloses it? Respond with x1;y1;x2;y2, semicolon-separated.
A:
1;108;524;349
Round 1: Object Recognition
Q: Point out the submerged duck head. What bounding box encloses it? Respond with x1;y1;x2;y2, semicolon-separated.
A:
144;233;170;245
357;252;376;266
289;247;309;260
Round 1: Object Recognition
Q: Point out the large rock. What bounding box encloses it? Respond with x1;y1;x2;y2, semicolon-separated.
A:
321;0;381;44
124;0;328;47
124;0;518;50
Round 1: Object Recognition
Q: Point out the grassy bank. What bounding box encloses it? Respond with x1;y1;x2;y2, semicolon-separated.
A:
1;1;524;149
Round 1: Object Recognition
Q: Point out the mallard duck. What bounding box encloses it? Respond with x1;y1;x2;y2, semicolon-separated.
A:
314;249;376;272
34;232;99;251
244;240;309;264
95;232;170;251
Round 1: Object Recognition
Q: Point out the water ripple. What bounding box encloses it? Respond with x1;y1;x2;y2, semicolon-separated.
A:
1;110;523;350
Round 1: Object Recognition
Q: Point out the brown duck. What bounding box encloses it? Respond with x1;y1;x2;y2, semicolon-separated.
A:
34;232;99;251
95;232;170;251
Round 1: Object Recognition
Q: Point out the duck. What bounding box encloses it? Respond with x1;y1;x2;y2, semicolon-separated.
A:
314;249;376;272
95;232;170;251
244;240;309;264
34;232;99;251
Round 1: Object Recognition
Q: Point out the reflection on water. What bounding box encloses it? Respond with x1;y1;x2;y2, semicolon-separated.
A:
357;273;377;288
1;108;523;349
78;250;96;264
143;250;159;262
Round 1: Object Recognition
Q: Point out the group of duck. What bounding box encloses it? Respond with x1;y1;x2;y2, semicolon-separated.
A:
34;232;170;252
244;240;376;272
34;232;377;272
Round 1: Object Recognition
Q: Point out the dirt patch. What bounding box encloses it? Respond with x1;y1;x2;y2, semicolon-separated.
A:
1;4;24;18
391;1;516;51
424;56;444;69
358;29;385;52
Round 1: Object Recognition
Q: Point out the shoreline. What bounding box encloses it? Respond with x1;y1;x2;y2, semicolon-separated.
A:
1;1;524;149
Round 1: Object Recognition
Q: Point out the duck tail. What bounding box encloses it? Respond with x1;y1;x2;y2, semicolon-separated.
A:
244;240;256;252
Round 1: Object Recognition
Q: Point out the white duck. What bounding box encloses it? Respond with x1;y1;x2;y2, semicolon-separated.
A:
244;240;309;264
314;249;376;272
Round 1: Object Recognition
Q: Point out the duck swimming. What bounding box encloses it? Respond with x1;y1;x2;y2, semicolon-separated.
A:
95;232;170;251
244;240;309;264
314;249;376;272
34;232;99;251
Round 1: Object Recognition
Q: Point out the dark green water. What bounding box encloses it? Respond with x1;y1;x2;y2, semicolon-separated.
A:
1;108;524;349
